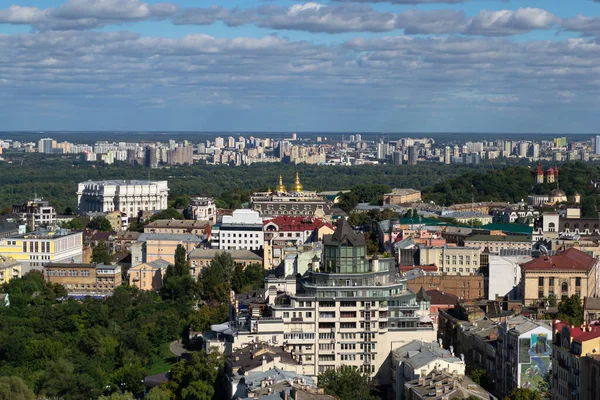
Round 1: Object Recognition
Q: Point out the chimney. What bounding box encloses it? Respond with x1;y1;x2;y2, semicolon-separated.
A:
436;388;443;397
418;376;425;386
262;355;267;371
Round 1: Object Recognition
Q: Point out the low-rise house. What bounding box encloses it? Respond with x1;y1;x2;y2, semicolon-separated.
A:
188;248;263;278
128;258;170;291
44;262;122;297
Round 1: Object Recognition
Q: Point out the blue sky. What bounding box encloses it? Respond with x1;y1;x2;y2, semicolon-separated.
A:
1;0;600;133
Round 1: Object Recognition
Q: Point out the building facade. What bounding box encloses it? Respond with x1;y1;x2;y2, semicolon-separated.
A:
188;248;263;277
464;235;533;255
128;259;170;291
77;180;169;218
383;189;422;205
0;259;21;285
419;246;483;275
234;220;436;382
12;198;57;230
214;209;264;252
185;197;217;224
520;248;598;305
0;229;83;273
250;174;330;219
44;262;122;296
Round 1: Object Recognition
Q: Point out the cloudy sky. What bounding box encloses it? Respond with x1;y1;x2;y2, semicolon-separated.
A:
1;0;600;133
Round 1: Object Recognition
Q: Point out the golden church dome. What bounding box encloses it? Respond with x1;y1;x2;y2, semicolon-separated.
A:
292;172;303;192
276;175;286;192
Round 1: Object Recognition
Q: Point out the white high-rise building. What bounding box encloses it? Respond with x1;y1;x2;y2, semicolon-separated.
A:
77;180;169;218
38;138;55;154
233;220;435;381
214;209;264;251
595;135;600;155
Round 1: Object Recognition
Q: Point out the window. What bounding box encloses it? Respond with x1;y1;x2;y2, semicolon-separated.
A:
549;277;554;286
538;277;544;286
283;312;289;318
576;277;581;286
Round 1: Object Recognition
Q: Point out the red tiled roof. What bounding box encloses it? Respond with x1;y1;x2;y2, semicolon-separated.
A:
264;216;334;232
426;289;458;305
554;320;600;344
521;248;596;272
400;265;438;273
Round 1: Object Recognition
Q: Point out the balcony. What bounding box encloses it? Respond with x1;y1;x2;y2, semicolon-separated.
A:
291;317;304;322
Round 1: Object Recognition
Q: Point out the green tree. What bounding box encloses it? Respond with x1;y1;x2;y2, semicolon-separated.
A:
198;252;235;303
92;242;113;265
504;388;542;400
469;369;494;391
174;244;189;276
164;351;227;400
145;387;172;400
98;392;135;400
557;294;584;326
0;376;36;400
244;263;265;291
337;191;359;214
318;366;378;400
88;216;114;232
231;264;248;294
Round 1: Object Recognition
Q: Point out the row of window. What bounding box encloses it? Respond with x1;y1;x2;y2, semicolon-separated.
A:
46;269;91;277
442;267;478;273
538;277;581;286
440;255;478;265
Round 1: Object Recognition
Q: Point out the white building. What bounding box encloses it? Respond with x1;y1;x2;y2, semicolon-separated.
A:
215;209;264;251
77;180;169;218
488;254;532;301
185;197;216;224
38;138;55;153
233;220;436;383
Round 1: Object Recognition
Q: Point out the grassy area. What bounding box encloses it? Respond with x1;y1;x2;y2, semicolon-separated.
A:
146;342;178;376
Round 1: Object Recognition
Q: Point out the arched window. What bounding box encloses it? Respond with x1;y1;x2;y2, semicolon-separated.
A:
548;222;556;232
561;282;569;299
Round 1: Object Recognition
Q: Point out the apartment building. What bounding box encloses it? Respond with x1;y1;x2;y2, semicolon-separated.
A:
0;258;21;284
496;317;552;395
44;262;122;296
391;340;465;400
520;248;598;305
12;198;57;230
0;229;83;273
404;371;493;400
128;259;170;291
77;179;169;218
234;220;436;382
383;189;422;205
419;246;483;275
552;321;600;400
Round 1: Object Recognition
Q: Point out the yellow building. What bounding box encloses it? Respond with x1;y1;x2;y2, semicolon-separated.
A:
44;262;122;296
552;321;600;400
419;246;482;275
520;248;598;305
135;233;202;265
188;248;263;278
128;259;170;291
0;258;21;284
0;229;83;273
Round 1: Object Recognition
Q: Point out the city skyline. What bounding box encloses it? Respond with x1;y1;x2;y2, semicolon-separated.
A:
1;0;600;133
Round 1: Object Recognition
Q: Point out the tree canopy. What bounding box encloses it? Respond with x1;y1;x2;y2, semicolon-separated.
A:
318;366;378;400
557;294;584;326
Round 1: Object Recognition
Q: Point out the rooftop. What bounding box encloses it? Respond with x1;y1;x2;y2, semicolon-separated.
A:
465;234;532;243
80;179;167;186
231;344;298;374
323;219;366;247
188;248;263;261
137;233;205;242
427;289;459;306
521;248;596;272
392;340;462;370
145;219;210;229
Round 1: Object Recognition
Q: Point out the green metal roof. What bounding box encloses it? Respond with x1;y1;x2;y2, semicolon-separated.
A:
479;223;533;235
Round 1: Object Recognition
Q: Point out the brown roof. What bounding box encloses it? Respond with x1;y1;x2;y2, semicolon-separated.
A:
426;289;458;305
521;248;596;272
